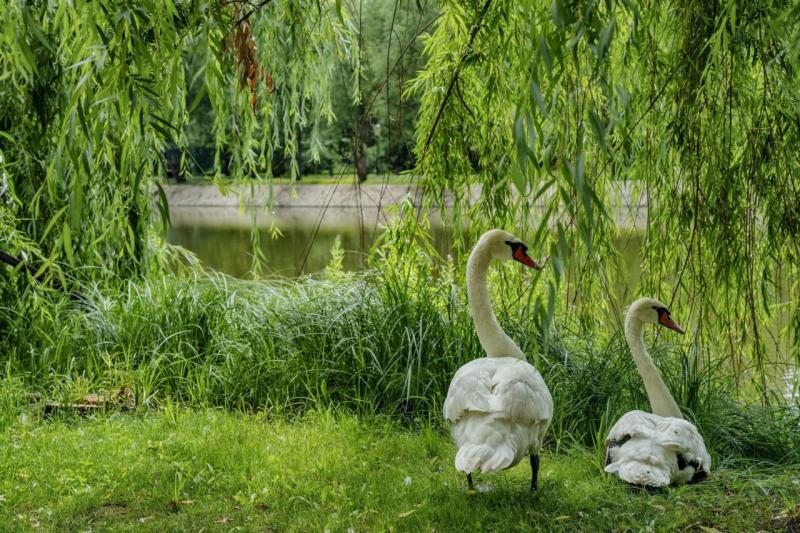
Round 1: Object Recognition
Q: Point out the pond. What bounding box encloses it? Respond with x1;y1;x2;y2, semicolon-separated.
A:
167;206;461;277
167;204;655;325
167;205;645;281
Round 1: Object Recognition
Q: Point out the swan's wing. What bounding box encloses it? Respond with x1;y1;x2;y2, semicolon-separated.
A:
656;418;712;482
605;411;660;470
605;410;659;447
443;359;495;422
491;358;553;425
604;432;675;487
656;419;711;462
443;357;552;425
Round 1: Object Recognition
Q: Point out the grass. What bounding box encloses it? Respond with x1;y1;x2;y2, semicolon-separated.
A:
1;408;798;532
2;269;799;464
2;264;799;530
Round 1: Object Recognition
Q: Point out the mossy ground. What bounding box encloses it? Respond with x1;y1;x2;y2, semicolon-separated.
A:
2;408;798;532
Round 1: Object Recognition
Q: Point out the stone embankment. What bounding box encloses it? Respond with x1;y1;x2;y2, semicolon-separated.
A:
159;182;647;228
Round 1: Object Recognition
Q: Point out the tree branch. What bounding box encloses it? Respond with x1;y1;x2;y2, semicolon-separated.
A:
419;0;493;162
234;0;274;26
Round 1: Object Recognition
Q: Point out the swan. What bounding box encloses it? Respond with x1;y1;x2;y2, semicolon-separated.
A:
443;229;553;491
604;297;711;487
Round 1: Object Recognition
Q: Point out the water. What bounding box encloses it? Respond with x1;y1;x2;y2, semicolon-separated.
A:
168;205;647;277
167;206;462;276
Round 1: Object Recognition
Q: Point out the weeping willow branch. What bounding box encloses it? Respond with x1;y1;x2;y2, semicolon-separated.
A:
419;0;492;161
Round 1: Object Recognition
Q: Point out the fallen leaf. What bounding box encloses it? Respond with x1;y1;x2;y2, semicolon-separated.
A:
398;510;417;518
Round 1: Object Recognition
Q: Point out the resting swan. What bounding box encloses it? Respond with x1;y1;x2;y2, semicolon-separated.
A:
443;229;553;491
604;297;711;487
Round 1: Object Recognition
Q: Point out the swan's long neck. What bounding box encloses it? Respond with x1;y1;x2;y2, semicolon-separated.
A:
624;316;682;418
467;242;525;359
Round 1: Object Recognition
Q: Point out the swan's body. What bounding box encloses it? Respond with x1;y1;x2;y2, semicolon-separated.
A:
443;229;553;490
604;298;711;487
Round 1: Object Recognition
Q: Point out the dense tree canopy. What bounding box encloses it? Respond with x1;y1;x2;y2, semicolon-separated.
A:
1;0;352;280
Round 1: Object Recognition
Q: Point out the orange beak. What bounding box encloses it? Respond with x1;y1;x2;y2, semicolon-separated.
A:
659;313;685;334
513;248;545;270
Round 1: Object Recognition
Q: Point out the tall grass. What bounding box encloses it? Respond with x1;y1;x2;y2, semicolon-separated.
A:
1;269;798;464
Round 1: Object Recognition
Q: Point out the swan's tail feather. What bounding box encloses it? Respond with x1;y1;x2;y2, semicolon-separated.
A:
455;443;515;474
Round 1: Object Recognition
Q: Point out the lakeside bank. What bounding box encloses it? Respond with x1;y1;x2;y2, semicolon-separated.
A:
159;181;648;229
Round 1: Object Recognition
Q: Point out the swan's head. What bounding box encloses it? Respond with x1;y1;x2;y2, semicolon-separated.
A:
626;297;684;334
476;229;546;269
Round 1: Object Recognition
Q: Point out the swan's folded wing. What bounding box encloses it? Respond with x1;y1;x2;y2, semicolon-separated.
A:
443;368;494;422
655;418;712;474
443;358;552;424
675;433;712;478
605;410;659;447
491;362;553;424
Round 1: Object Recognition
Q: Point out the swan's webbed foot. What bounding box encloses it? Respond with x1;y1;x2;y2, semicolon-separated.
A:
466;472;475;491
530;455;540;491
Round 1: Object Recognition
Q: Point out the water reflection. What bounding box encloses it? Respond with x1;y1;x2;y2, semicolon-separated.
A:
167;206;461;276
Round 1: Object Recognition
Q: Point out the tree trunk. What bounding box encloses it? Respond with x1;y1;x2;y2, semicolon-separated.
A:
295;123;304;180
355;100;367;183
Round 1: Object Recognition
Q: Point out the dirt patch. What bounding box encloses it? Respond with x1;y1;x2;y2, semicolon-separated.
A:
772;505;800;533
90;502;130;518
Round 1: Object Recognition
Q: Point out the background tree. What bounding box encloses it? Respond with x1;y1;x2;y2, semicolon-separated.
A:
0;0;353;286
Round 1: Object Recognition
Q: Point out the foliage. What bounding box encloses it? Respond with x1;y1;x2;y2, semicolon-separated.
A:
410;0;800;395
0;0;352;285
177;0;436;179
0;407;798;530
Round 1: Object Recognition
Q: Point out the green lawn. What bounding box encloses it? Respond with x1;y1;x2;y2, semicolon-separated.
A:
2;409;798;532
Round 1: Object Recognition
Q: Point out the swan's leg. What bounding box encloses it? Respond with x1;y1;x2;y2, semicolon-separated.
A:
466;473;475;491
530;455;540;491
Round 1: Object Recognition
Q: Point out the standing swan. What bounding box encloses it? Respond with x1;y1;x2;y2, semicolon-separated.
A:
604;298;711;487
443;229;553;491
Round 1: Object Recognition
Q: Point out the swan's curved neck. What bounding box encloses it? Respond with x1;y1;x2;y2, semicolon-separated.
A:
624;316;682;418
467;242;524;359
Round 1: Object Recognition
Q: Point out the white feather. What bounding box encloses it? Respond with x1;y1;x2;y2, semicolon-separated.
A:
445;357;553;473
443;230;553;479
605;298;712;487
605;410;711;487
